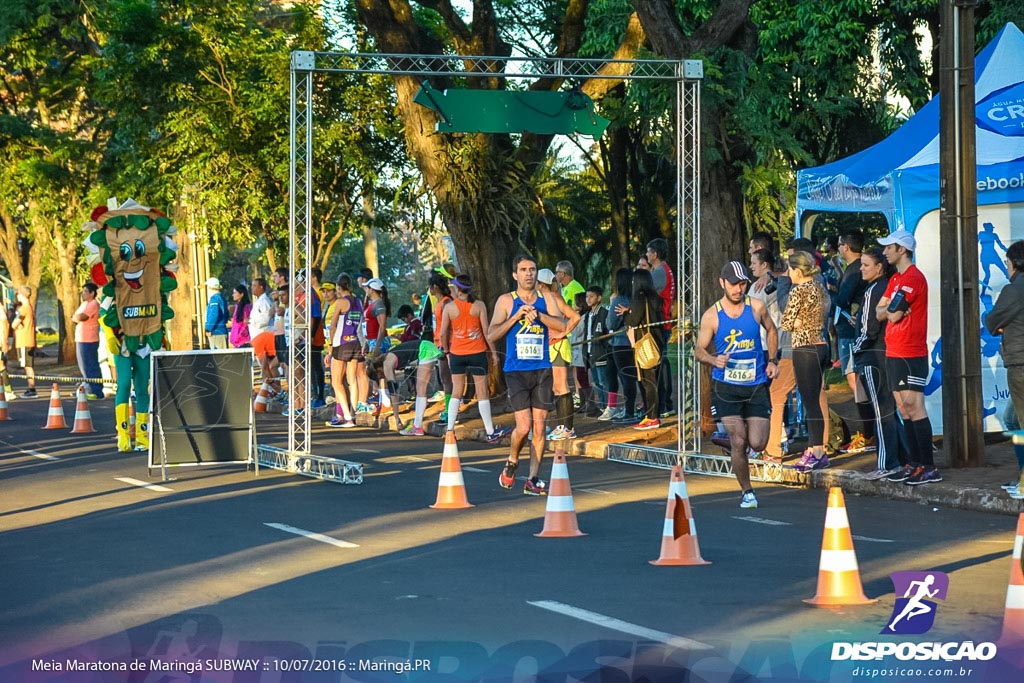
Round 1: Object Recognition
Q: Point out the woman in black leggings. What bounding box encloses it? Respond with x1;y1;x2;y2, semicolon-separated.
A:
780;250;831;471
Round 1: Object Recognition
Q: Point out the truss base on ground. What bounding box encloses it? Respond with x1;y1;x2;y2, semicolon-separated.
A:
606;443;784;483
257;445;364;484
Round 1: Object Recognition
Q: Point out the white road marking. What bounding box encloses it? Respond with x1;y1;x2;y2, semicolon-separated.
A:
462;466;489;473
22;448;58;461
528;600;712;651
115;477;173;492
733;516;791;526
852;535;894;543
576;488;614;495
264;523;359;548
349;448;380;454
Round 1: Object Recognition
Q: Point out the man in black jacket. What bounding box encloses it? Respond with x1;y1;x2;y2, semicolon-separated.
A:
583;286;611;417
984;239;1024;499
836;231;875;453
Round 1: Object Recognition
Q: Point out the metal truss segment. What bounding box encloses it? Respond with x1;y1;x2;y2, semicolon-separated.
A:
606;444;783;483
257;445;364;485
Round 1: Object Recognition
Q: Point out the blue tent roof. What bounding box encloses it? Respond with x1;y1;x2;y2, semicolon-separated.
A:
796;23;1024;232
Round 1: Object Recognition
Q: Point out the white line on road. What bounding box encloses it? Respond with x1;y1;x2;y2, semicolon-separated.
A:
349;448;380;454
852;535;894;543
22;448;58;461
462;466;489;473
115;477;173;492
528;600;712;651
576;488;614;495
264;523;359;548
733;516;791;526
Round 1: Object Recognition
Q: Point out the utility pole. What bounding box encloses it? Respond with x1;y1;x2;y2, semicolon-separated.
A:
939;0;984;467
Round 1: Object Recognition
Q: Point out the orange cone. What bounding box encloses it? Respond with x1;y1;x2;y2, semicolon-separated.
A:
43;383;67;429
254;382;271;413
998;512;1024;658
535;448;586;538
804;487;877;607
0;386;11;421
650;465;711;566
129;399;136;443
430;430;474;509
70;384;96;433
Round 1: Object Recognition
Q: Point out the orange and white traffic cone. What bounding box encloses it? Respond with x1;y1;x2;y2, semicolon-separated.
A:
0;385;11;421
430;430;474;509
43;383;67;429
535;448;586;538
650;465;710;566
253;382;271;414
804;487;877;607
998;512;1024;661
70;384;96;433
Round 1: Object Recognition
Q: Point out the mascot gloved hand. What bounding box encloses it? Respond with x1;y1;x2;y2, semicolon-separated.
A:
85;199;178;452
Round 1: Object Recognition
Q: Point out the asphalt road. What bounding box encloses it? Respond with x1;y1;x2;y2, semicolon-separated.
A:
0;398;1020;682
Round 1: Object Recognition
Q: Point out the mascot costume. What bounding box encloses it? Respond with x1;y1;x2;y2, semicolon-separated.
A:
84;198;178;452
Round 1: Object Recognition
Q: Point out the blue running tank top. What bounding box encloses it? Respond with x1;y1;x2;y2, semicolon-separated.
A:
711;297;767;386
504;291;551;372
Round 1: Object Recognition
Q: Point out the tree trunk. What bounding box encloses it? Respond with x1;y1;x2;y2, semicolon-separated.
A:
168;226;198;350
605;121;631;269
52;225;81;365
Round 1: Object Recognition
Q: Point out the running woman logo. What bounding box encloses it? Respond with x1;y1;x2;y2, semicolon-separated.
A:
881;571;950;635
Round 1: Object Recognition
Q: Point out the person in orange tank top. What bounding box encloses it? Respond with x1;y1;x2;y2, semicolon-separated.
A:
439;274;512;443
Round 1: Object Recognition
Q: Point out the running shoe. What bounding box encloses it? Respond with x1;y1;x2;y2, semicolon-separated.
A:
792;449;815;472
839;432;874;454
281;408;304;417
523;477;548;496
659;410;677;419
21;388;37;398
885;464;915;482
808;452;829;470
863;467;899;481
326;416;354;428
897;465;925;483
399;424;425;436
309;398;326;409
905;467;942;486
1001;481;1020;490
633;417;661;431
739;491;758;509
1009;487;1024;500
355;402;373;414
548;425;570;440
486;426;512;444
499;459;519;489
2;386;15;400
597;407;614;421
438;410;455;425
428;390;446;403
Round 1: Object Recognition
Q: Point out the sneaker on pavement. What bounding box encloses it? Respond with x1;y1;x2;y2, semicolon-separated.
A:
840;432;870;454
659;409;677;419
3;386;15;399
21;388;37;398
428;390;445;403
886;465;916;482
740;490;758;509
633;417;661;430
281;408;304;417
326;416;354;428
438;410;454;425
597;407;614;421
309;398;326;409
809;452;829;470
792;449;815;473
905;467;942;486
355;402;373;414
399;424;425;436
863;467;898;481
86;393;100;400
548;425;570;441
1009;487;1024;500
1001;481;1020;490
499;459;519;489
486;426;512;444
523;477;548;496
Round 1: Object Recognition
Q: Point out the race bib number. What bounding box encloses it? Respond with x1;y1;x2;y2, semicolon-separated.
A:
516;333;544;360
724;357;756;384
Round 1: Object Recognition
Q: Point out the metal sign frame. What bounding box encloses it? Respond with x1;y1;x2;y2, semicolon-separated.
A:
288;51;704;461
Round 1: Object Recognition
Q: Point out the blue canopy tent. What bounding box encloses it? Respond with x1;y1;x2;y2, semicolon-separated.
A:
795;23;1024;432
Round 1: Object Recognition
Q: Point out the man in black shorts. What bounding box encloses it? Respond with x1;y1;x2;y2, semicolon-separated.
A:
488;255;567;495
695;262;779;508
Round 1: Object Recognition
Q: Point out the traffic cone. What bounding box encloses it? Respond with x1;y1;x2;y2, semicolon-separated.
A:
70;385;96;433
804;487;877;607
128;399;136;444
430;430;474;509
0;385;11;421
650;465;711;566
998;512;1024;659
253;382;271;413
43;383;67;429
535;448;586;538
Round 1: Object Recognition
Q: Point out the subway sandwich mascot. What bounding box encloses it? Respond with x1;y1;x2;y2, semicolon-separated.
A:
85;199;178;452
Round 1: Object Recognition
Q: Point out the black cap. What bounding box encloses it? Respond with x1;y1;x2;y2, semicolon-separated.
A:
720;261;750;284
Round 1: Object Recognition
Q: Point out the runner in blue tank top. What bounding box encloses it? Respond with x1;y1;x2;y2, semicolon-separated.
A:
695;261;779;510
488;254;567;496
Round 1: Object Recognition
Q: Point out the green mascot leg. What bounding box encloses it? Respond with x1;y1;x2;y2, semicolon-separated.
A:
133;358;151;451
114;355;134;451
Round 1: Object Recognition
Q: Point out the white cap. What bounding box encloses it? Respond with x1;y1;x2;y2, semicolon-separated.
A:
366;277;384;291
877;229;917;252
537;268;556;285
205;277;222;290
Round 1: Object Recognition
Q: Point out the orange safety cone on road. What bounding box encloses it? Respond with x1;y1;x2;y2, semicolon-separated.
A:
70;384;96;433
998;512;1024;659
535;448;586;538
650;465;710;566
430;430;474;509
254;382;271;414
804;487;877;607
0;385;11;421
43;383;67;430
